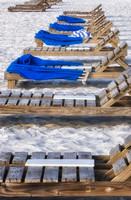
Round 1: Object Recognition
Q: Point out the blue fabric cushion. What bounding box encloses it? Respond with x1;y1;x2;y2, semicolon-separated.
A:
49;22;84;31
57;15;86;23
35;30;83;46
7;54;84;81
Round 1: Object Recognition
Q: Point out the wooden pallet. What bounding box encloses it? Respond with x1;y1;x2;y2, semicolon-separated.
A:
0;136;131;197
1;68;131;116
5;43;129;89
8;0;58;12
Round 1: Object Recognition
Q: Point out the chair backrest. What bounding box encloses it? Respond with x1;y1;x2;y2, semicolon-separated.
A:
94;42;128;73
98;67;131;107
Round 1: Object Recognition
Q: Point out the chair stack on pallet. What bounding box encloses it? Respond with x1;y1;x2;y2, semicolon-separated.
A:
0;135;131;196
8;0;62;12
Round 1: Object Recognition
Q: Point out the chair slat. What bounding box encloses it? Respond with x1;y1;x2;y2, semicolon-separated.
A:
6;166;24;183
25;152;46;183
78;152;95;182
62;152;77;182
43;152;61;183
12;152;28;164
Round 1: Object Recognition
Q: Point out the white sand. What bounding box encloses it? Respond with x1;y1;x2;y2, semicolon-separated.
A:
0;0;131;155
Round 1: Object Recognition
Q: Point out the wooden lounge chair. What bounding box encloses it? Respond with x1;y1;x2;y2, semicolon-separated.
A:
36;23;119;49
0;135;131;197
56;14;107;32
5;42;129;89
8;0;56;12
63;4;103;17
1;67;131;116
63;8;104;20
24;34;127;57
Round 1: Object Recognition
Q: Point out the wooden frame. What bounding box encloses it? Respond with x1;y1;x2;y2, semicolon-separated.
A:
0;135;131;197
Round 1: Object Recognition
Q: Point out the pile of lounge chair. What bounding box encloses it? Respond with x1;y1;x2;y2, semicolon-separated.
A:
0;4;131;197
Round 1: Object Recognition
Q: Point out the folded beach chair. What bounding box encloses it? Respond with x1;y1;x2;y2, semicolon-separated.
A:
0;135;131;197
1;67;131;116
8;0;55;12
5;42;129;89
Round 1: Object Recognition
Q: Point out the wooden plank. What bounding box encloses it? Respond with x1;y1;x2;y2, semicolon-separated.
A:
109;144;122;159
1;181;131;197
78;152;95;182
0;90;11;97
64;99;74;107
0;98;8;105
0;152;12;164
62;152;77;182
25;152;46;183
32;92;43;98
41;99;52;106
0;104;131;116
26;159;94;167
112;157;127;175
18;98;29;106
0;166;6;183
29;99;40;106
118;81;128;91
75;100;85;107
43;152;61;183
124;135;131;148
116;74;126;85
43;92;53;99
11;90;21;97
126;150;131;164
7;98;19;106
12;152;28;164
52;99;63;106
6;166;24;183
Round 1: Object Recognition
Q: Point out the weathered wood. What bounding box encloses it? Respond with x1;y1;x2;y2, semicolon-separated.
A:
126;151;131;164
6;166;24;183
124;135;131;148
0;152;12;164
0;166;6;182
112;157;127;175
0;182;131;197
109;144;122;159
0;104;131;116
78;152;95;182
12;152;28;164
62;152;77;182
43;152;61;183
25;152;46;183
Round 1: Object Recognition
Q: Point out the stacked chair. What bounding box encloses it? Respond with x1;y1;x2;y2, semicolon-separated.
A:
0;135;131;196
8;0;62;12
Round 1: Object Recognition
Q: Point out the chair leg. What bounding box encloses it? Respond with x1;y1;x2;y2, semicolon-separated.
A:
7;80;17;89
